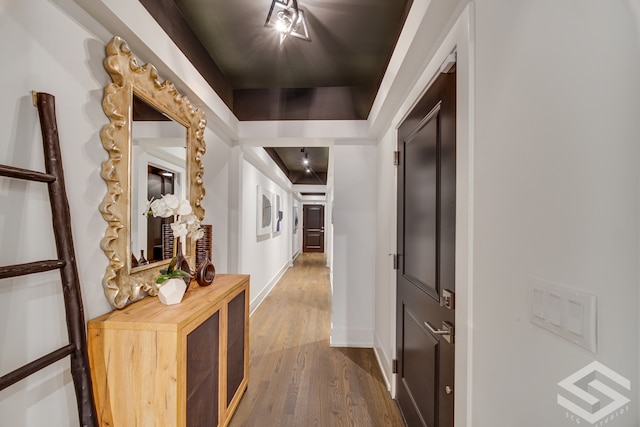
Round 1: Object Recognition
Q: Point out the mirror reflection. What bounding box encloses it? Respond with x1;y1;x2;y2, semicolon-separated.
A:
131;95;187;269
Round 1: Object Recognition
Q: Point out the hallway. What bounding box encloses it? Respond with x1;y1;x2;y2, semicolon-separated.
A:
228;253;404;426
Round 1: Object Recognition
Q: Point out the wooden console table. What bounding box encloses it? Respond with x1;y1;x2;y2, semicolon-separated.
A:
88;274;249;427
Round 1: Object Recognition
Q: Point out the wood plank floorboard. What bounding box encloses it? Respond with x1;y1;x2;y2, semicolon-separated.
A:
228;253;405;427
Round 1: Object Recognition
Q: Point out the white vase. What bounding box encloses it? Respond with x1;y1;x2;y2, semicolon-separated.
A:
158;278;187;305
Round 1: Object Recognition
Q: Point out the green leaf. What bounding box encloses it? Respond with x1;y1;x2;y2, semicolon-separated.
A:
156;275;170;284
171;269;191;279
167;257;177;272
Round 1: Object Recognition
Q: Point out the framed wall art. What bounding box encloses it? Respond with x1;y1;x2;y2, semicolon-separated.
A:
257;185;272;237
273;193;283;233
293;204;299;234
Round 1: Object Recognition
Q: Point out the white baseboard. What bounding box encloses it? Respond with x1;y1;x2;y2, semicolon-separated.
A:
373;332;392;392
330;327;374;348
249;261;289;316
290;250;301;266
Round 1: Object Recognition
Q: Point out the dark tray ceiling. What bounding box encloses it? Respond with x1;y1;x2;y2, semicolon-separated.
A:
139;0;411;121
265;147;329;185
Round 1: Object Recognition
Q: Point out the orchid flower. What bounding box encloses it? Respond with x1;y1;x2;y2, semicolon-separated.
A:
145;193;204;241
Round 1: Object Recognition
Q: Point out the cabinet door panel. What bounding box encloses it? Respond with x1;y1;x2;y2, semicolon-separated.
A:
226;290;246;406
187;312;220;427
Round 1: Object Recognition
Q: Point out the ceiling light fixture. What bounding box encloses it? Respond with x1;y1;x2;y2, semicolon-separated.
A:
265;0;311;45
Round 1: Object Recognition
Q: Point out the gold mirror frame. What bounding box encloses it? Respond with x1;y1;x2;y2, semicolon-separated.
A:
99;36;206;308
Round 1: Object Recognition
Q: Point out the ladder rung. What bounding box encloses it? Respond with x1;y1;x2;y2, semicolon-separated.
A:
0;260;66;280
0;343;75;391
0;164;55;183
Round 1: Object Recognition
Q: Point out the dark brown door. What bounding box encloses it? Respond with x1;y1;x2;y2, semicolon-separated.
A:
146;165;175;262
396;68;456;427
303;204;325;253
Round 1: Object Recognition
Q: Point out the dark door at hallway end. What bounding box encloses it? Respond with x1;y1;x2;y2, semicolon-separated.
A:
303;204;324;253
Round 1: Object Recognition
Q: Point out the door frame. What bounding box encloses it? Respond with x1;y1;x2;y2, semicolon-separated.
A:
390;5;474;426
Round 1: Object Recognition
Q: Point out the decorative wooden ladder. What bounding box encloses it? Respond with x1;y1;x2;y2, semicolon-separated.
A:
0;92;97;426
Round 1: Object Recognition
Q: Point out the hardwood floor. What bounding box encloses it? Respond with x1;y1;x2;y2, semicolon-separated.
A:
228;253;405;427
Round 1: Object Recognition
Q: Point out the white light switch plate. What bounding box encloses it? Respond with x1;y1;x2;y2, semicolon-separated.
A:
529;279;597;353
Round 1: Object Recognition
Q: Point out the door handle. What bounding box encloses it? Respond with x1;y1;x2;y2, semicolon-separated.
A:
424;321;454;344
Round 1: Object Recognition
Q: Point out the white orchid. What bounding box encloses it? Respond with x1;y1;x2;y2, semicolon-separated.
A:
177;199;192;216
170;221;188;238
191;227;205;241
149;198;170;218
143;194;205;285
162;193;180;210
145;194;204;241
183;213;198;226
184;214;204;240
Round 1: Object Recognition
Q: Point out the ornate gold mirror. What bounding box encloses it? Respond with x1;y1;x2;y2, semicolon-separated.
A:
99;36;206;308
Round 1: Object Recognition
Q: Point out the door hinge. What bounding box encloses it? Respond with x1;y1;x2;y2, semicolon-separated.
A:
393;150;400;166
392;359;398;374
392;253;399;270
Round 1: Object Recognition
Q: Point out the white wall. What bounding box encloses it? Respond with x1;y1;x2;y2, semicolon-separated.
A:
325;193;334;270
201;130;233;273
0;3;112;425
239;157;294;313
291;196;303;259
469;1;640;425
0;2;236;426
331;143;377;347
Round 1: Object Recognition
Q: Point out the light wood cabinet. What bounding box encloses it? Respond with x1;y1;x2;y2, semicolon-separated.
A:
88;274;249;427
